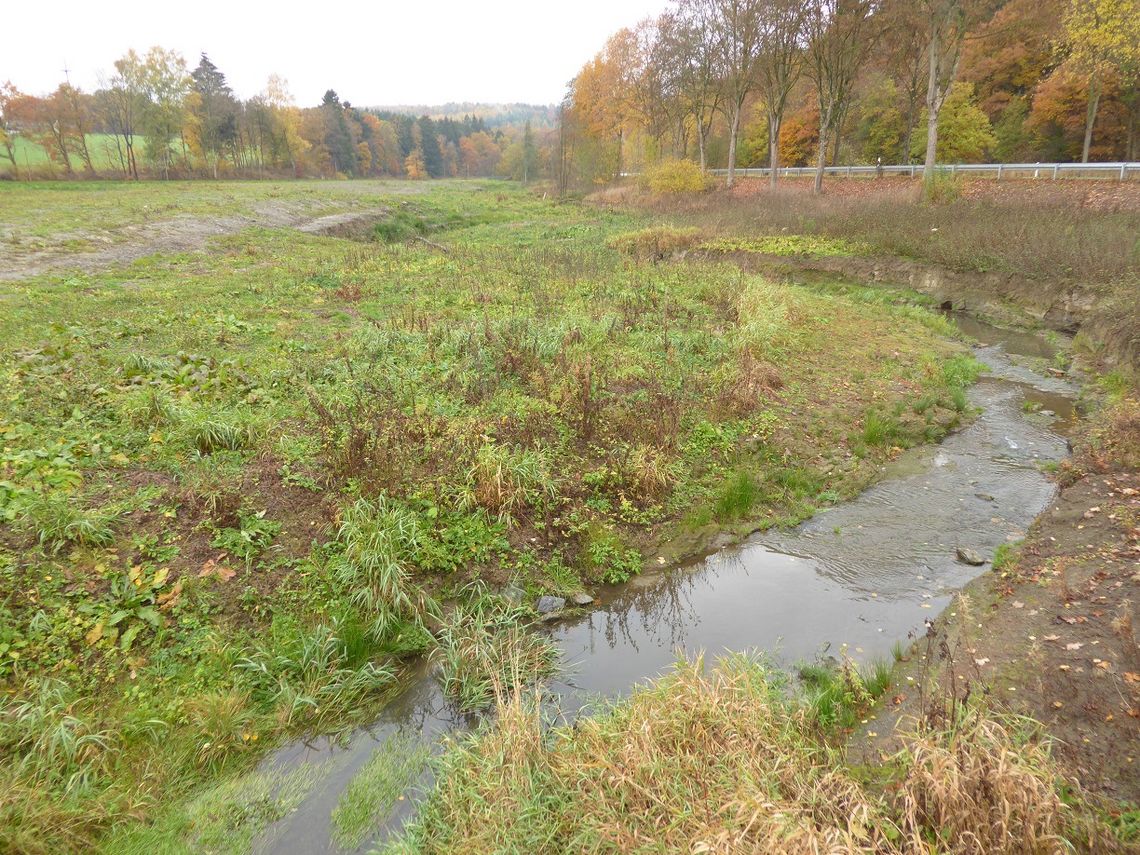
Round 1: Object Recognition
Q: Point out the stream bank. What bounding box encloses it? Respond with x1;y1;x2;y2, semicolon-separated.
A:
256;315;1081;853
851;390;1140;806
701;249;1139;373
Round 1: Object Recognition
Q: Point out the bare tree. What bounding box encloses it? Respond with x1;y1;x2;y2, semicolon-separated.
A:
60;83;95;174
711;0;765;187
755;0;809;188
102;51;146;179
0;82;23;177
920;0;982;190
879;0;928;163
806;0;879;193
668;0;724;171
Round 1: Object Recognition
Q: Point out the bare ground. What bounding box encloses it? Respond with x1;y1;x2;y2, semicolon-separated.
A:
0;202;389;281
852;398;1140;806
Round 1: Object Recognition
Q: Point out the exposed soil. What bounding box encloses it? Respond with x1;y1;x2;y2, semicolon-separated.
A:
852;404;1140;806
0;202;389;281
704;249;1092;333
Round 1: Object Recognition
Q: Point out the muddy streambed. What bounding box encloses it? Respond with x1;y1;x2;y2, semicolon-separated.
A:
256;319;1077;853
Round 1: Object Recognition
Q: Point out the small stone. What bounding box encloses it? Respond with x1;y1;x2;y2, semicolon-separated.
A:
571;592;594;606
955;547;986;566
974;492;996;502
535;595;566;614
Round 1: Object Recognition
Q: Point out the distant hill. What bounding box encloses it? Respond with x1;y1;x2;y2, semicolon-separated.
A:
367;102;557;129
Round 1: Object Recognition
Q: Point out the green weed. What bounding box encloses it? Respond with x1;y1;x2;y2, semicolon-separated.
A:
332;733;430;850
714;469;759;521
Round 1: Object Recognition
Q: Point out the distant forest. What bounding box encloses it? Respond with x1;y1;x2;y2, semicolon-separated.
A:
0;52;552;180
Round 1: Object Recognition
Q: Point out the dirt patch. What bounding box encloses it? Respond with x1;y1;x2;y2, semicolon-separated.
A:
0;203;389;281
295;209;390;240
852;399;1140;806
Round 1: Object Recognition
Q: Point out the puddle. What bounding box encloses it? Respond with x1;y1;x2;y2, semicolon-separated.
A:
256;317;1077;853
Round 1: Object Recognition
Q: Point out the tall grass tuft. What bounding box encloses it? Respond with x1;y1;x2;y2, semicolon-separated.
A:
237;622;395;730
331;496;437;641
466;442;557;524
895;710;1067;854
434;584;558;712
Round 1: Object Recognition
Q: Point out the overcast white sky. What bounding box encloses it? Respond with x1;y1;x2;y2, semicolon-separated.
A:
7;1;666;106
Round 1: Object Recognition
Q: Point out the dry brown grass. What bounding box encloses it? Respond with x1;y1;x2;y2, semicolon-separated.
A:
606;225;704;262
619;180;1140;332
895;714;1066;855
393;657;1090;854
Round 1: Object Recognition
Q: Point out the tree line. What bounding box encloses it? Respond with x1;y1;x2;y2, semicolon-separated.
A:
558;0;1140;191
0;49;550;181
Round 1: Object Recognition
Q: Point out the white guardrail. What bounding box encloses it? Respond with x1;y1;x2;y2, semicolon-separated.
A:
708;162;1140;180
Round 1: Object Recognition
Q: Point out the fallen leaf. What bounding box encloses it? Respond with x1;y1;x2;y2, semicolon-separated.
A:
1065;642;1084;651
1124;673;1140;684
197;559;236;582
1012;601;1025;609
85;622;104;645
157;580;182;611
975;657;990;666
1053;701;1063;709
1043;634;1060;641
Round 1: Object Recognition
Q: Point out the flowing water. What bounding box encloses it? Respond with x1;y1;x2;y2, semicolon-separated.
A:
257;318;1078;854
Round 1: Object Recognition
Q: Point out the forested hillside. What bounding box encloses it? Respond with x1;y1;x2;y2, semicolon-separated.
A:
559;0;1139;188
4;0;1136;185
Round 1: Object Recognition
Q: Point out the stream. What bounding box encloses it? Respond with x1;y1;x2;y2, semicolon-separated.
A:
256;316;1078;854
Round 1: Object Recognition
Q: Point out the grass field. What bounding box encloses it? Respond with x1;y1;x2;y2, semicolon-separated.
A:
0;179;990;851
0;179;424;259
2;134;127;176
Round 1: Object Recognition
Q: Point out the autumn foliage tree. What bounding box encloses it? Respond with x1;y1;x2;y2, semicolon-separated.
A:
1061;0;1140;162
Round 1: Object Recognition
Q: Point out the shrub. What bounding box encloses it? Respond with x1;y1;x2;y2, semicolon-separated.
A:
434;587;558;712
466;442;557;523
583;526;642;585
606;225;703;261
642;158;714;195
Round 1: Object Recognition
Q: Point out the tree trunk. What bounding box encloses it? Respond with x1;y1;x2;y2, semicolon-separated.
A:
1081;76;1101;164
726;103;741;188
830;108;844;166
126;135;138;180
696;116;707;171
901;102;916;164
1126;96;1138;161
814;96;832;195
616;127;624;180
768;113;781;189
814;123;828;194
922;23;942;189
1;139;16;179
